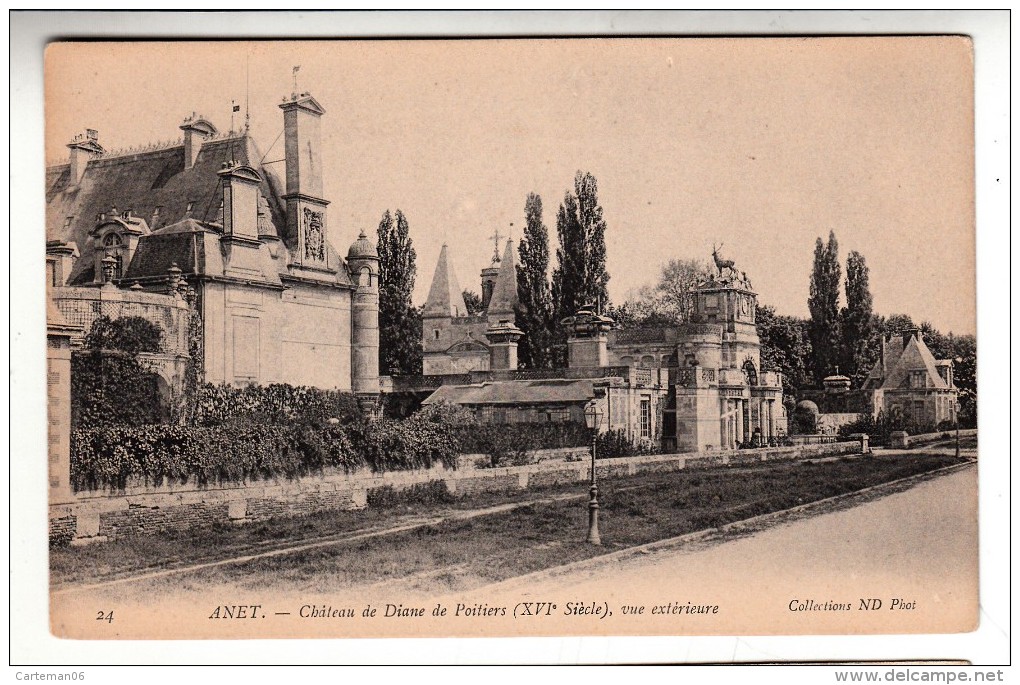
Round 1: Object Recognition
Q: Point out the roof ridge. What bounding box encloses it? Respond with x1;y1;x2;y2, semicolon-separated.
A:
53;131;250;168
94;137;186;161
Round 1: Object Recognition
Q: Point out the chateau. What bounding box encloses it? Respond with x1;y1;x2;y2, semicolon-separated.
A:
415;247;788;452
45;91;381;404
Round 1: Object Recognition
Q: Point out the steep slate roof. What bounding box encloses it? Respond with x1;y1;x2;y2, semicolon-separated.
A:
486;239;518;315
46;134;295;286
863;331;950;390
424;244;468;317
422;378;594;406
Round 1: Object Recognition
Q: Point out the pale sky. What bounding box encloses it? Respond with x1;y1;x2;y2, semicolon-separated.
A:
45;38;976;334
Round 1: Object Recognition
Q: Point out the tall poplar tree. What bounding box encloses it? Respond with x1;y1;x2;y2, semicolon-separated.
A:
515;193;555;368
807;230;842;384
551;170;610;324
840;250;875;384
377;209;422;375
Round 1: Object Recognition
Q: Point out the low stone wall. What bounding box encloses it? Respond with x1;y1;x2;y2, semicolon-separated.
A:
889;428;977;449
51;441;865;545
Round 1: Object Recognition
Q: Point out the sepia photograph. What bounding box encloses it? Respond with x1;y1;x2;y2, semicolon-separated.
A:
10;9;1010;672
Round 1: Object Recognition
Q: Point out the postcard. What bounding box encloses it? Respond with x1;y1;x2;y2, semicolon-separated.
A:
35;32;984;649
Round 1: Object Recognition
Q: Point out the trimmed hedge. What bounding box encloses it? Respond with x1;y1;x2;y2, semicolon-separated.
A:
70;423;356;492
70;396;473;491
194;382;364;427
456;421;590;454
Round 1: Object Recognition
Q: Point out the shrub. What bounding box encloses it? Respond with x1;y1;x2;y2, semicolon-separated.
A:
71;316;167;431
193;383;365;427
594;429;662;459
837;411;941;447
83;315;163;354
70;421;366;492
71;351;163;431
362;403;471;472
471;424;534;468
366;481;456;508
455;421;590;454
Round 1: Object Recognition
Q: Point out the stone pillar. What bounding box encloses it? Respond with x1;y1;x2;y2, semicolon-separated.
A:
736;399;745;445
768;399;776;439
485;320;524;371
722;399;730;452
47;297;80;505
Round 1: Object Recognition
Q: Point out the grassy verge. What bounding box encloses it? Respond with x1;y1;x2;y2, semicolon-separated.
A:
52;453;961;591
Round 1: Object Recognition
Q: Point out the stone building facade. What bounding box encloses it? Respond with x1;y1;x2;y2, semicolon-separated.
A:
417;246;786;452
613;272;786;452
45;91;380;402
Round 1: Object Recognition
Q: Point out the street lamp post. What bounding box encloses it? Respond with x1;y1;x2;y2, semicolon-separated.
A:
955;400;962;460
954;356;963;460
584;399;604;546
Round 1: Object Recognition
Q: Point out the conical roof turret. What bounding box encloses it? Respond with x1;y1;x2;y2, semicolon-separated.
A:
424;244;468;318
487;239;518;315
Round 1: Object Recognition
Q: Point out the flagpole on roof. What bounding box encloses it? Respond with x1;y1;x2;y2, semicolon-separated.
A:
245;49;251;135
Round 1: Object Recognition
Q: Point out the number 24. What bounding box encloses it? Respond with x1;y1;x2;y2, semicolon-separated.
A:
96;610;113;623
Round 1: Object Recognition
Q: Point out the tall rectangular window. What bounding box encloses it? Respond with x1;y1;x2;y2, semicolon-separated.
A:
640;398;651;438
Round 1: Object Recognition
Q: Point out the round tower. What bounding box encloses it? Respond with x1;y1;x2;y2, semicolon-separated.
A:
348;230;380;405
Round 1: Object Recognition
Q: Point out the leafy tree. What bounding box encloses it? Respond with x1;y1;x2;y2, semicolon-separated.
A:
756;304;812;393
807;231;842;384
880;313;917;332
840;250;875;384
462;290;483;316
515;193;556;368
551;171;610;324
377;209;422;375
604;299;677;330
613;259;713;327
918;323;977;428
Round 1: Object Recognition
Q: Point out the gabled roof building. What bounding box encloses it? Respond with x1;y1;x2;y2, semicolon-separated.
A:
861;329;958;427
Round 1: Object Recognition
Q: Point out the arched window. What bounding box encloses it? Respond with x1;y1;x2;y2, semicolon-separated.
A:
742;359;758;386
359;266;371;287
103;233;123;247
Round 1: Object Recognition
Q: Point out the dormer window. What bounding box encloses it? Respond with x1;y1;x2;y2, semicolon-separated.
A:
63;216;73;230
103;233;123;248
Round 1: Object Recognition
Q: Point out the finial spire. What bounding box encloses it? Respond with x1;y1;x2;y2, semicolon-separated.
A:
489;227;503;264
